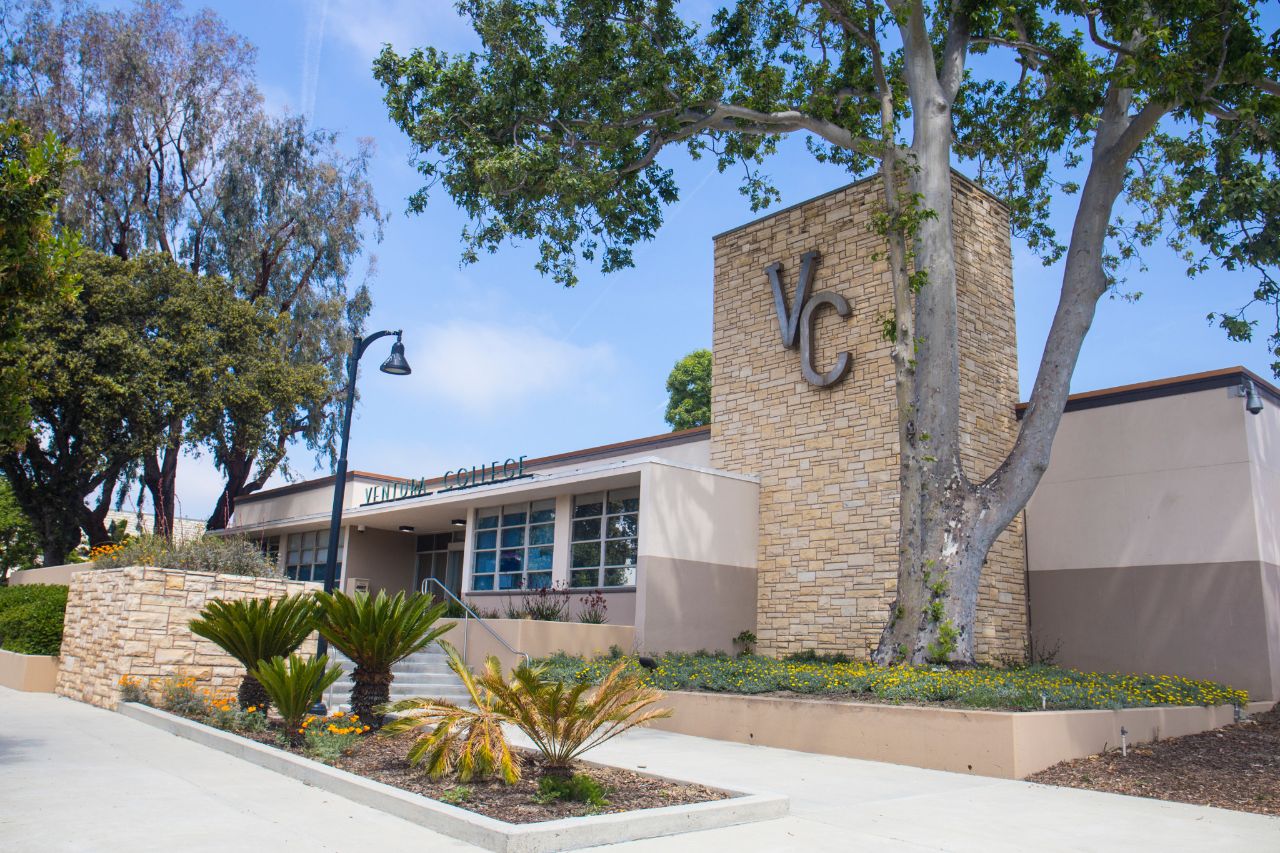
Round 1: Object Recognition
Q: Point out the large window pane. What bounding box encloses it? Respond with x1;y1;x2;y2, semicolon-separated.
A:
570;569;598;588
474;552;496;574
607;488;640;514
605;538;637;567
527;571;552;589
530;524;554;545
473;574;494;591
606;514;638;539
604;566;635;587
571;542;600;569
500;526;525;547
475;530;497;550
498;573;523;590
476;510;499;529
499;550;524;573
528;546;554;571
530;499;555;524
572;518;600;541
502;508;527;527
573;493;603;518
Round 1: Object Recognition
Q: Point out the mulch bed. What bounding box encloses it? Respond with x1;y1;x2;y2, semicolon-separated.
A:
1028;705;1280;815
226;722;727;823
336;733;729;822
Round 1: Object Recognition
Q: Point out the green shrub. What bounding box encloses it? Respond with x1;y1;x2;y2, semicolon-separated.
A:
251;654;343;745
537;652;1250;711
157;675;209;717
0;583;67;655
94;534;280;578
535;773;609;808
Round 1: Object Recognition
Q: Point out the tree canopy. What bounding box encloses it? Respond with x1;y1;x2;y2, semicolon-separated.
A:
377;0;1280;663
664;348;712;431
1;0;382;533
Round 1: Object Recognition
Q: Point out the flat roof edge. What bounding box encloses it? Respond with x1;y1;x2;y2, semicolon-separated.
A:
1015;366;1280;418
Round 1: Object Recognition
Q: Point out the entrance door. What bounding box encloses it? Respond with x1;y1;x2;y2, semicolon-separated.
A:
415;532;463;599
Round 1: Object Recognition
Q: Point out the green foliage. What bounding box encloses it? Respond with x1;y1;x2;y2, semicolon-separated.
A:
383;643;521;784
189;593;318;709
663;349;712;431
576;591;608;624
733;630;756;656
251;654;344;743
0;477;38;581
0;119;81;448
524;585;570;621
100;534;282;578
0;583;67;655
314;590;452;724
535;773;609;808
926;622;959;664
156;675;209;718
538;652;1249;711
438;786;473;805
301;712;371;763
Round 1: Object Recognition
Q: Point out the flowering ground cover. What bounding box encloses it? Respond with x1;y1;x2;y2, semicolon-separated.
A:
537;653;1248;711
1029;704;1280;815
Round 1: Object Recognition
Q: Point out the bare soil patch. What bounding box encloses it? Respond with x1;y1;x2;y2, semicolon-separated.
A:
235;723;728;823
1028;705;1280;815
336;733;729;823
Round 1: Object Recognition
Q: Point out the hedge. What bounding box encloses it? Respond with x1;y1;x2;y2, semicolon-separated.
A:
0;583;68;656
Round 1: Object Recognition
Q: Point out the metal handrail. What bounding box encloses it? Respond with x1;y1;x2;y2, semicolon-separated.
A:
423;577;531;667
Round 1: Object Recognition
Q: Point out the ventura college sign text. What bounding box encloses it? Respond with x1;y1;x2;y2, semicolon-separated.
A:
766;250;853;387
361;455;531;506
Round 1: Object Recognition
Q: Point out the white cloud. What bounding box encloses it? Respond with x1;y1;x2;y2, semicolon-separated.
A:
320;0;475;62
407;320;615;413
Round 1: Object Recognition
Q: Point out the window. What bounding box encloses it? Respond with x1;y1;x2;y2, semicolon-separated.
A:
258;536;280;565
284;529;343;583
472;500;555;591
570;487;638;588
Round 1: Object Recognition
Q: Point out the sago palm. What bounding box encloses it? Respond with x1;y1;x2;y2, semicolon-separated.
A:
382;642;520;784
189;593;318;710
487;657;671;772
313;589;452;725
252;654;344;746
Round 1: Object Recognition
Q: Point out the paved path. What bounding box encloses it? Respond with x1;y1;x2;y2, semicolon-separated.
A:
3;687;1277;852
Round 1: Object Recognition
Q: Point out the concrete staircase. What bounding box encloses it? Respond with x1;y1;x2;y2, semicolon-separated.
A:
322;643;471;711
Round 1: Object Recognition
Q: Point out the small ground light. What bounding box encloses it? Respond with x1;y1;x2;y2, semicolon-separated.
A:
1120;726;1128;757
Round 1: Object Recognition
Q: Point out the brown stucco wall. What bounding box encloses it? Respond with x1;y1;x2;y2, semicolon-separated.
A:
710;173;1026;660
343;527;417;595
1029;561;1279;700
56;566;318;709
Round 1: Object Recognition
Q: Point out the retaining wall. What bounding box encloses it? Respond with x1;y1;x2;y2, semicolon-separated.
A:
0;648;58;692
649;690;1256;779
57;566;317;709
441;618;634;672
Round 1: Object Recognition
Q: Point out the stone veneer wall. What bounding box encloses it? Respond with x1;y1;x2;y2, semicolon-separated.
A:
711;172;1027;662
57;566;317;709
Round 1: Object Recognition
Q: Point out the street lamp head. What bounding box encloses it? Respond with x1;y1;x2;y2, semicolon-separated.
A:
380;332;411;376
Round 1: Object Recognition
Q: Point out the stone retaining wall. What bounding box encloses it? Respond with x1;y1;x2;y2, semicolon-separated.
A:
56;566;317;709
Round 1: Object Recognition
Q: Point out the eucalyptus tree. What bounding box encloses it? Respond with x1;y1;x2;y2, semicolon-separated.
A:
1;0;382;536
376;0;1280;663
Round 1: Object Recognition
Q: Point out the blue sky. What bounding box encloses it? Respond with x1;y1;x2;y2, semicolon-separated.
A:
156;0;1275;520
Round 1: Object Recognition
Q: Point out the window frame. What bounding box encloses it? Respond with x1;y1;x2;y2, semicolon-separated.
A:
569;487;639;589
470;499;556;592
284;529;344;583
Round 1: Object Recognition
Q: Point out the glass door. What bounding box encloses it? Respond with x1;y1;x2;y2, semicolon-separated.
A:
415;531;464;599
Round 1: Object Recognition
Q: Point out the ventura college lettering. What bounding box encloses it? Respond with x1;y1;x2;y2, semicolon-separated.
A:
766;250;853;388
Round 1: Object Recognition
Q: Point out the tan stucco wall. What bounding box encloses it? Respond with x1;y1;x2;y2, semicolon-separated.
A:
439;617;634;673
8;563;87;586
710;174;1026;660
1025;387;1280;699
0;648;58;692
648;690;1238;779
232;474;391;528
343;527;416;595
1028;389;1258;572
57;566;318;709
635;557;757;654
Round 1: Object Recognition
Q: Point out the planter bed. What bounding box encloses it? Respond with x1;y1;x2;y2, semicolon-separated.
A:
117;702;787;852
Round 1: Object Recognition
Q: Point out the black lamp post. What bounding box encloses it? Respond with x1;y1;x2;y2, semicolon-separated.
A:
316;329;411;661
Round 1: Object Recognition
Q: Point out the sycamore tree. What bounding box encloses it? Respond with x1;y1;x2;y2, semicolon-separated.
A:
376;0;1280;663
665;348;712;430
0;0;381;535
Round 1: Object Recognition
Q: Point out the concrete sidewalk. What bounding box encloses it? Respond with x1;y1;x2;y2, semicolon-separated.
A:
2;687;1277;852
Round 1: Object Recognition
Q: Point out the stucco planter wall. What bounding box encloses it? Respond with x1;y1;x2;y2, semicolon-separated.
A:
440;618;634;672
57;566;317;709
0;648;59;692
7;562;92;586
649;690;1246;779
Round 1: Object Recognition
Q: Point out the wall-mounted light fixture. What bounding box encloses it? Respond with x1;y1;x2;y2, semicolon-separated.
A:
1235;377;1264;415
